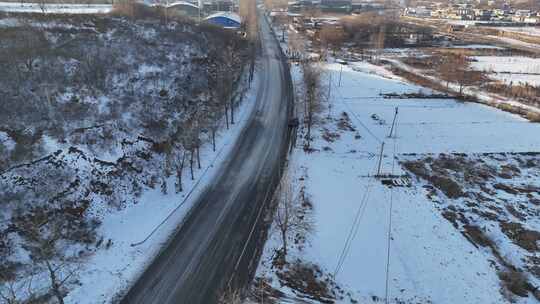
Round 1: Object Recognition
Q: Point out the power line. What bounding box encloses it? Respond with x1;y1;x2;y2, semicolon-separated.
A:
330;75;383;144
333;161;378;277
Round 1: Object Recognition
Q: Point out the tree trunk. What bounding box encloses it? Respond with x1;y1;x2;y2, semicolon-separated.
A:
224;105;230;129
190;150;194;180
281;229;288;258
46;261;65;304
230;97;235;125
177;151;186;193
161;178;167;194
212;129;216;152
196;145;201;169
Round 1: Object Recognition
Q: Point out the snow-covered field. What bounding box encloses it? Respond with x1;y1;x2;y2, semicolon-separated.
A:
471;56;540;86
495;27;540;37
472;56;540;74
487;35;540;51
253;60;540;303
449;44;505;49
0;2;112;14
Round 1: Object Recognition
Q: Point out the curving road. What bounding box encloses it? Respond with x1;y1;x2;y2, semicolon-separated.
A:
120;13;293;304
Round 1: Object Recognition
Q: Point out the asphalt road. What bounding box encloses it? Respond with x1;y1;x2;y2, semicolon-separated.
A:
120;14;293;304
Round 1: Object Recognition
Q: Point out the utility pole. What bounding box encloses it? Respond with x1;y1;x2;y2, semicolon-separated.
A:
327;72;332;118
388;107;398;138
338;63;343;87
198;0;201;23
376;141;385;177
165;0;168;25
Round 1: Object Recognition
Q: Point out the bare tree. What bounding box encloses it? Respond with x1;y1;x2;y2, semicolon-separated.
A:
174;147;187;193
0;280;21;304
16;209;84;304
218;287;243;304
302;62;325;150
319;25;346;55
216;63;232;129
288;29;305;60
11;22;49;76
245;0;259;83
274;175;313;260
225;44;237;125
438;53;486;96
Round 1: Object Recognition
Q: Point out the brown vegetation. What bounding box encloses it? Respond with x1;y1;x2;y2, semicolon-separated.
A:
340;12;433;48
403;153;540;300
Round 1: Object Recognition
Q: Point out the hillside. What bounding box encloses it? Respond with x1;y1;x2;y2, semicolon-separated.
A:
0;8;251;303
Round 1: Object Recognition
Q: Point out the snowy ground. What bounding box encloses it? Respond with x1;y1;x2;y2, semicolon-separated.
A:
252;60;540;303
494;27;540;38
0;2;112;14
383;57;540;117
449;44;505;50
471;56;540;86
487;35;540;51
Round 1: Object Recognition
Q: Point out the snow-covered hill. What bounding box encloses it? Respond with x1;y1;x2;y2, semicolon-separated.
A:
0;11;254;303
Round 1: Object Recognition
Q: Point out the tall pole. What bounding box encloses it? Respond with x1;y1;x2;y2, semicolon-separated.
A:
338;64;343;87
164;0;169;25
388;107;398;138
327;72;332;119
376;142;385;177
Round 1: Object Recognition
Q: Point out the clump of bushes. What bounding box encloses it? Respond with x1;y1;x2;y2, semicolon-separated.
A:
498;269;531;298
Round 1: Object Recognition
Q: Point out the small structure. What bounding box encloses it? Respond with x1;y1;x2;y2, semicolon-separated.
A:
320;0;351;13
204;11;241;28
167;1;199;17
447;24;465;33
204;0;234;13
288;0;317;13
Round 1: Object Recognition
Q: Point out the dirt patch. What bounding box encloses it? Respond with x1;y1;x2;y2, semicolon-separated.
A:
430;175;463;199
336;112;356;132
498;269;531;298
322;128;340;143
402;153;540;300
402;159;463;198
463;225;493;248
500;222;540;252
276;261;338;303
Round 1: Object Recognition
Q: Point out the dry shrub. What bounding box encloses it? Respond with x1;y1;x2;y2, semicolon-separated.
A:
111;2;163;19
500;222;540;252
402;160;430;179
276;261;336;302
463;225;494;248
218;289;243;304
429;175;463;199
498;269;530;298
526;112;540;123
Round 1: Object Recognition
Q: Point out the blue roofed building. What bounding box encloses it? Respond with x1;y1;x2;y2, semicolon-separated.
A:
204;12;241;28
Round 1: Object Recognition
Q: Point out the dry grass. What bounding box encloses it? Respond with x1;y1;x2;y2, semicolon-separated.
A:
526;112;540;123
498;269;530;299
500;222;540;252
402;159;464;199
276;261;337;303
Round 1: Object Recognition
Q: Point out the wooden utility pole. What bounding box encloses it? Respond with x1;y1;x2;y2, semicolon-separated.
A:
388;107;398;138
327;72;332;118
338;64;343;87
376;141;385;177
